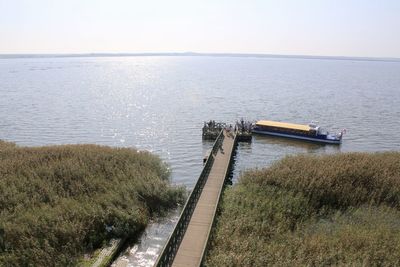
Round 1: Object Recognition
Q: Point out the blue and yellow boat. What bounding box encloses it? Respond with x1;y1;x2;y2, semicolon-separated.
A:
252;120;344;144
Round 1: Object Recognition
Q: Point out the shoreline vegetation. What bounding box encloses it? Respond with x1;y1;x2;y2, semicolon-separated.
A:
205;152;400;266
0;140;185;266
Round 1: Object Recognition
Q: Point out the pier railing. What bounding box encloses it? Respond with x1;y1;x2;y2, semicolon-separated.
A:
155;130;225;267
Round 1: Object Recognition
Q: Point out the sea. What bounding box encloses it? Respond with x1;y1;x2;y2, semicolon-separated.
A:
1;55;400;266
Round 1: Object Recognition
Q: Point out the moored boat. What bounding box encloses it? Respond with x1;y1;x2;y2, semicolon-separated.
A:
252;120;344;144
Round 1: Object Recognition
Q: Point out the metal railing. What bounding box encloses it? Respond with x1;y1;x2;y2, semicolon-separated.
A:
155;130;225;267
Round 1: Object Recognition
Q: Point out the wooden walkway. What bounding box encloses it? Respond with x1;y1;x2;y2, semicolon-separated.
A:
171;130;236;267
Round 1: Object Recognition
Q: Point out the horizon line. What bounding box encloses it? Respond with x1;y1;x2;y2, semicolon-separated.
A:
0;52;399;62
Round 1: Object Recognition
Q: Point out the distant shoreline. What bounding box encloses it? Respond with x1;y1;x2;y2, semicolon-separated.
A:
1;52;399;63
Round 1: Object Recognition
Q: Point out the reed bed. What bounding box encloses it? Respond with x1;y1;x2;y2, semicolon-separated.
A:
0;140;185;266
205;152;400;266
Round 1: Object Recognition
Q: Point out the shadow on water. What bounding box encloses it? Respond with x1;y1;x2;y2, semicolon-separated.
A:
252;133;341;153
203;133;341;153
225;140;238;187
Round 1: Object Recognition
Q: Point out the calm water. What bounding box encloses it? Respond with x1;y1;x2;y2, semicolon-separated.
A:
1;56;400;266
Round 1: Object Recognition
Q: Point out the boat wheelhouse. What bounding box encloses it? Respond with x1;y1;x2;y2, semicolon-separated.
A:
252;120;343;144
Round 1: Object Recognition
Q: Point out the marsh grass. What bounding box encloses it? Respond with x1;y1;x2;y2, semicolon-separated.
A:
0;140;185;266
205;152;400;266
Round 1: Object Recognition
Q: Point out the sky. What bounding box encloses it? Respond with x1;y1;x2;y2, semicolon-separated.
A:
0;0;399;58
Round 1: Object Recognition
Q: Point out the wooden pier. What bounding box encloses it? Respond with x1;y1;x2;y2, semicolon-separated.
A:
155;129;238;267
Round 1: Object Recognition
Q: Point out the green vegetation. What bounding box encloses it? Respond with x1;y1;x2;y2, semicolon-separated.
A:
0;140;185;266
205;152;400;266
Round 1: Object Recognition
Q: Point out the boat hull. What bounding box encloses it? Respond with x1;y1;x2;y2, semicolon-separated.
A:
252;130;342;144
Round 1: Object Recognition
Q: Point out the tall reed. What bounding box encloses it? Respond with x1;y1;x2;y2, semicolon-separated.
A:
205;152;400;266
0;141;185;266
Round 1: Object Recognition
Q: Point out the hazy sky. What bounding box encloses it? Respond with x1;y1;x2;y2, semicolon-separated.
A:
1;0;399;57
